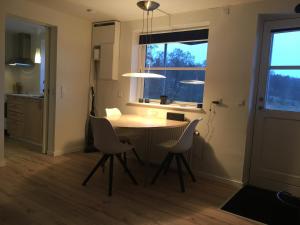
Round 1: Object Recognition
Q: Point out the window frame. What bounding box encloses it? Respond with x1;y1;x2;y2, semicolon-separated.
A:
269;30;300;70
138;40;208;105
264;30;300;111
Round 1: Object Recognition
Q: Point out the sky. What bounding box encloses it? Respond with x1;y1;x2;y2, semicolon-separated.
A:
270;30;300;78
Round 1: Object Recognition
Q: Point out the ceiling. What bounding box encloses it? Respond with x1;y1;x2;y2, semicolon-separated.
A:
26;0;263;21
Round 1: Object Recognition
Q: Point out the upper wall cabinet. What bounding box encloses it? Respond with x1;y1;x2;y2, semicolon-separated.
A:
92;21;120;81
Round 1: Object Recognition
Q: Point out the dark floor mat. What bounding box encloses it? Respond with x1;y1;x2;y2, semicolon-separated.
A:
222;186;300;225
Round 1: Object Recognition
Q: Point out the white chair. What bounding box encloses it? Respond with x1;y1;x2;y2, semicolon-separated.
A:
105;108;122;118
82;117;138;196
151;119;201;192
105;108;144;165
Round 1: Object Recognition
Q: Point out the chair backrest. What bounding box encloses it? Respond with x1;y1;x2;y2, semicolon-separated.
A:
90;116;120;153
173;119;201;152
105;108;122;118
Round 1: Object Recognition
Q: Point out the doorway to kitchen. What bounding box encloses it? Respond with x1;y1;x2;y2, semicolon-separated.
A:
4;16;54;156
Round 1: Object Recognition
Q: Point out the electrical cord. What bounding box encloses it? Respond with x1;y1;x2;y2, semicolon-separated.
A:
204;102;217;142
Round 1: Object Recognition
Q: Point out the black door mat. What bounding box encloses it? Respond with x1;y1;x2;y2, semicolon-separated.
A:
222;185;300;225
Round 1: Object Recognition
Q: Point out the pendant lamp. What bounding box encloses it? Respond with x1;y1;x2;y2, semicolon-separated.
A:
122;1;165;79
180;80;205;85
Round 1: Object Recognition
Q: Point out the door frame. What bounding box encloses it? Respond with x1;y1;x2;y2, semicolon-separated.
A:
3;14;57;155
243;14;300;185
43;26;57;154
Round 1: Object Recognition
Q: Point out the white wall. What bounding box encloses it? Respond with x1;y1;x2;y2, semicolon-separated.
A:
5;66;41;94
95;0;300;183
0;0;91;162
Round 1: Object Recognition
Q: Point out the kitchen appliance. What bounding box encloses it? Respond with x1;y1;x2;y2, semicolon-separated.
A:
6;33;34;67
92;21;120;80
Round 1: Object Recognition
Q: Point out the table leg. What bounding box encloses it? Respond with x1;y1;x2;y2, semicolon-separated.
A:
143;128;152;185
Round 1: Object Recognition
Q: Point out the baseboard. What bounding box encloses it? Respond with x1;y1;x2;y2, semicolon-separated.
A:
0;159;6;167
49;145;84;157
195;171;244;188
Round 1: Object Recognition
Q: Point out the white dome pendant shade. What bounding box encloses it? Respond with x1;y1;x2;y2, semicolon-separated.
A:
122;72;165;78
180;80;205;85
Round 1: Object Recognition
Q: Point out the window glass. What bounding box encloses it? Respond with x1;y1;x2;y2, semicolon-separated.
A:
145;44;165;67
143;38;208;103
144;70;206;103
166;42;207;67
266;69;300;112
271;30;300;66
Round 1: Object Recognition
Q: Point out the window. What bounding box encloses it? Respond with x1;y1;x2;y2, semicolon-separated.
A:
265;29;300;112
139;29;209;104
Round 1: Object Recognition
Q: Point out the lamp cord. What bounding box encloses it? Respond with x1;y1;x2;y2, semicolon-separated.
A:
142;11;145;34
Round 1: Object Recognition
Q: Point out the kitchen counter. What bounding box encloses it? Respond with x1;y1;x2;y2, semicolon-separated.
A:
6;94;44;149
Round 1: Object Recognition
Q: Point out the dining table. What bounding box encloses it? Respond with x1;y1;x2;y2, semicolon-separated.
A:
106;114;189;183
107;114;188;129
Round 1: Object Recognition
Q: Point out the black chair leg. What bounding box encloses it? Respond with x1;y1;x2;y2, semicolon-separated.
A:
179;154;196;182
131;148;144;165
82;154;109;186
123;152;127;168
164;154;174;175
116;154;138;185
151;153;172;184
108;155;114;196
176;154;185;193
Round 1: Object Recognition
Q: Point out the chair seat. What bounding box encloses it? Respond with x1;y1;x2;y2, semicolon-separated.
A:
101;142;133;154
158;140;178;150
116;129;140;142
119;135;131;143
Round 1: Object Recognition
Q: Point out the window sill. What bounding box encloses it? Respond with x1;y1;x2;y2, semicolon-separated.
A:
127;102;204;113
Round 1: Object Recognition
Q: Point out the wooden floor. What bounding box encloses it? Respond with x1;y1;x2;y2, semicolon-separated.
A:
0;140;259;225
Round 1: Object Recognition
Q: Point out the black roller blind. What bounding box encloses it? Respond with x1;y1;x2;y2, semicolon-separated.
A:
139;29;209;45
271;28;300;33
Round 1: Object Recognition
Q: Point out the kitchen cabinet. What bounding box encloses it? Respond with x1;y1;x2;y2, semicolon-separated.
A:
7;94;44;148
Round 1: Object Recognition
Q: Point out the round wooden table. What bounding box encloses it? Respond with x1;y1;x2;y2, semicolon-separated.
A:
106;114;188;129
106;114;189;184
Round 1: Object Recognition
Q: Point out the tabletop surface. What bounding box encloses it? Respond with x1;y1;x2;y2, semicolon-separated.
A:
106;114;188;129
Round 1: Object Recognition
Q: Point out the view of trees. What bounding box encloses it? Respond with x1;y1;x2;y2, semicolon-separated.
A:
267;71;300;111
143;43;207;103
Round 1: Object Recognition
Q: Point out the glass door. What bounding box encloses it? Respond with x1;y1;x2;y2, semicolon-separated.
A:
265;29;300;112
250;18;300;195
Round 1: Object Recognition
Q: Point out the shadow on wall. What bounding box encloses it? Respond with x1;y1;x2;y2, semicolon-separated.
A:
54;139;86;156
191;134;230;181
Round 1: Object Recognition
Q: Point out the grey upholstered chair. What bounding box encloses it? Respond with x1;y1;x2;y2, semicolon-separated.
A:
105;108;144;165
82;117;138;196
151;119;202;192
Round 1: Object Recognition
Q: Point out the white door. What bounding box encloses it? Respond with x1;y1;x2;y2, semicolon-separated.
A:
250;18;300;195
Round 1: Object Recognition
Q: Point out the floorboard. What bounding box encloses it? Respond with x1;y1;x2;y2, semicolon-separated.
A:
0;140;260;225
